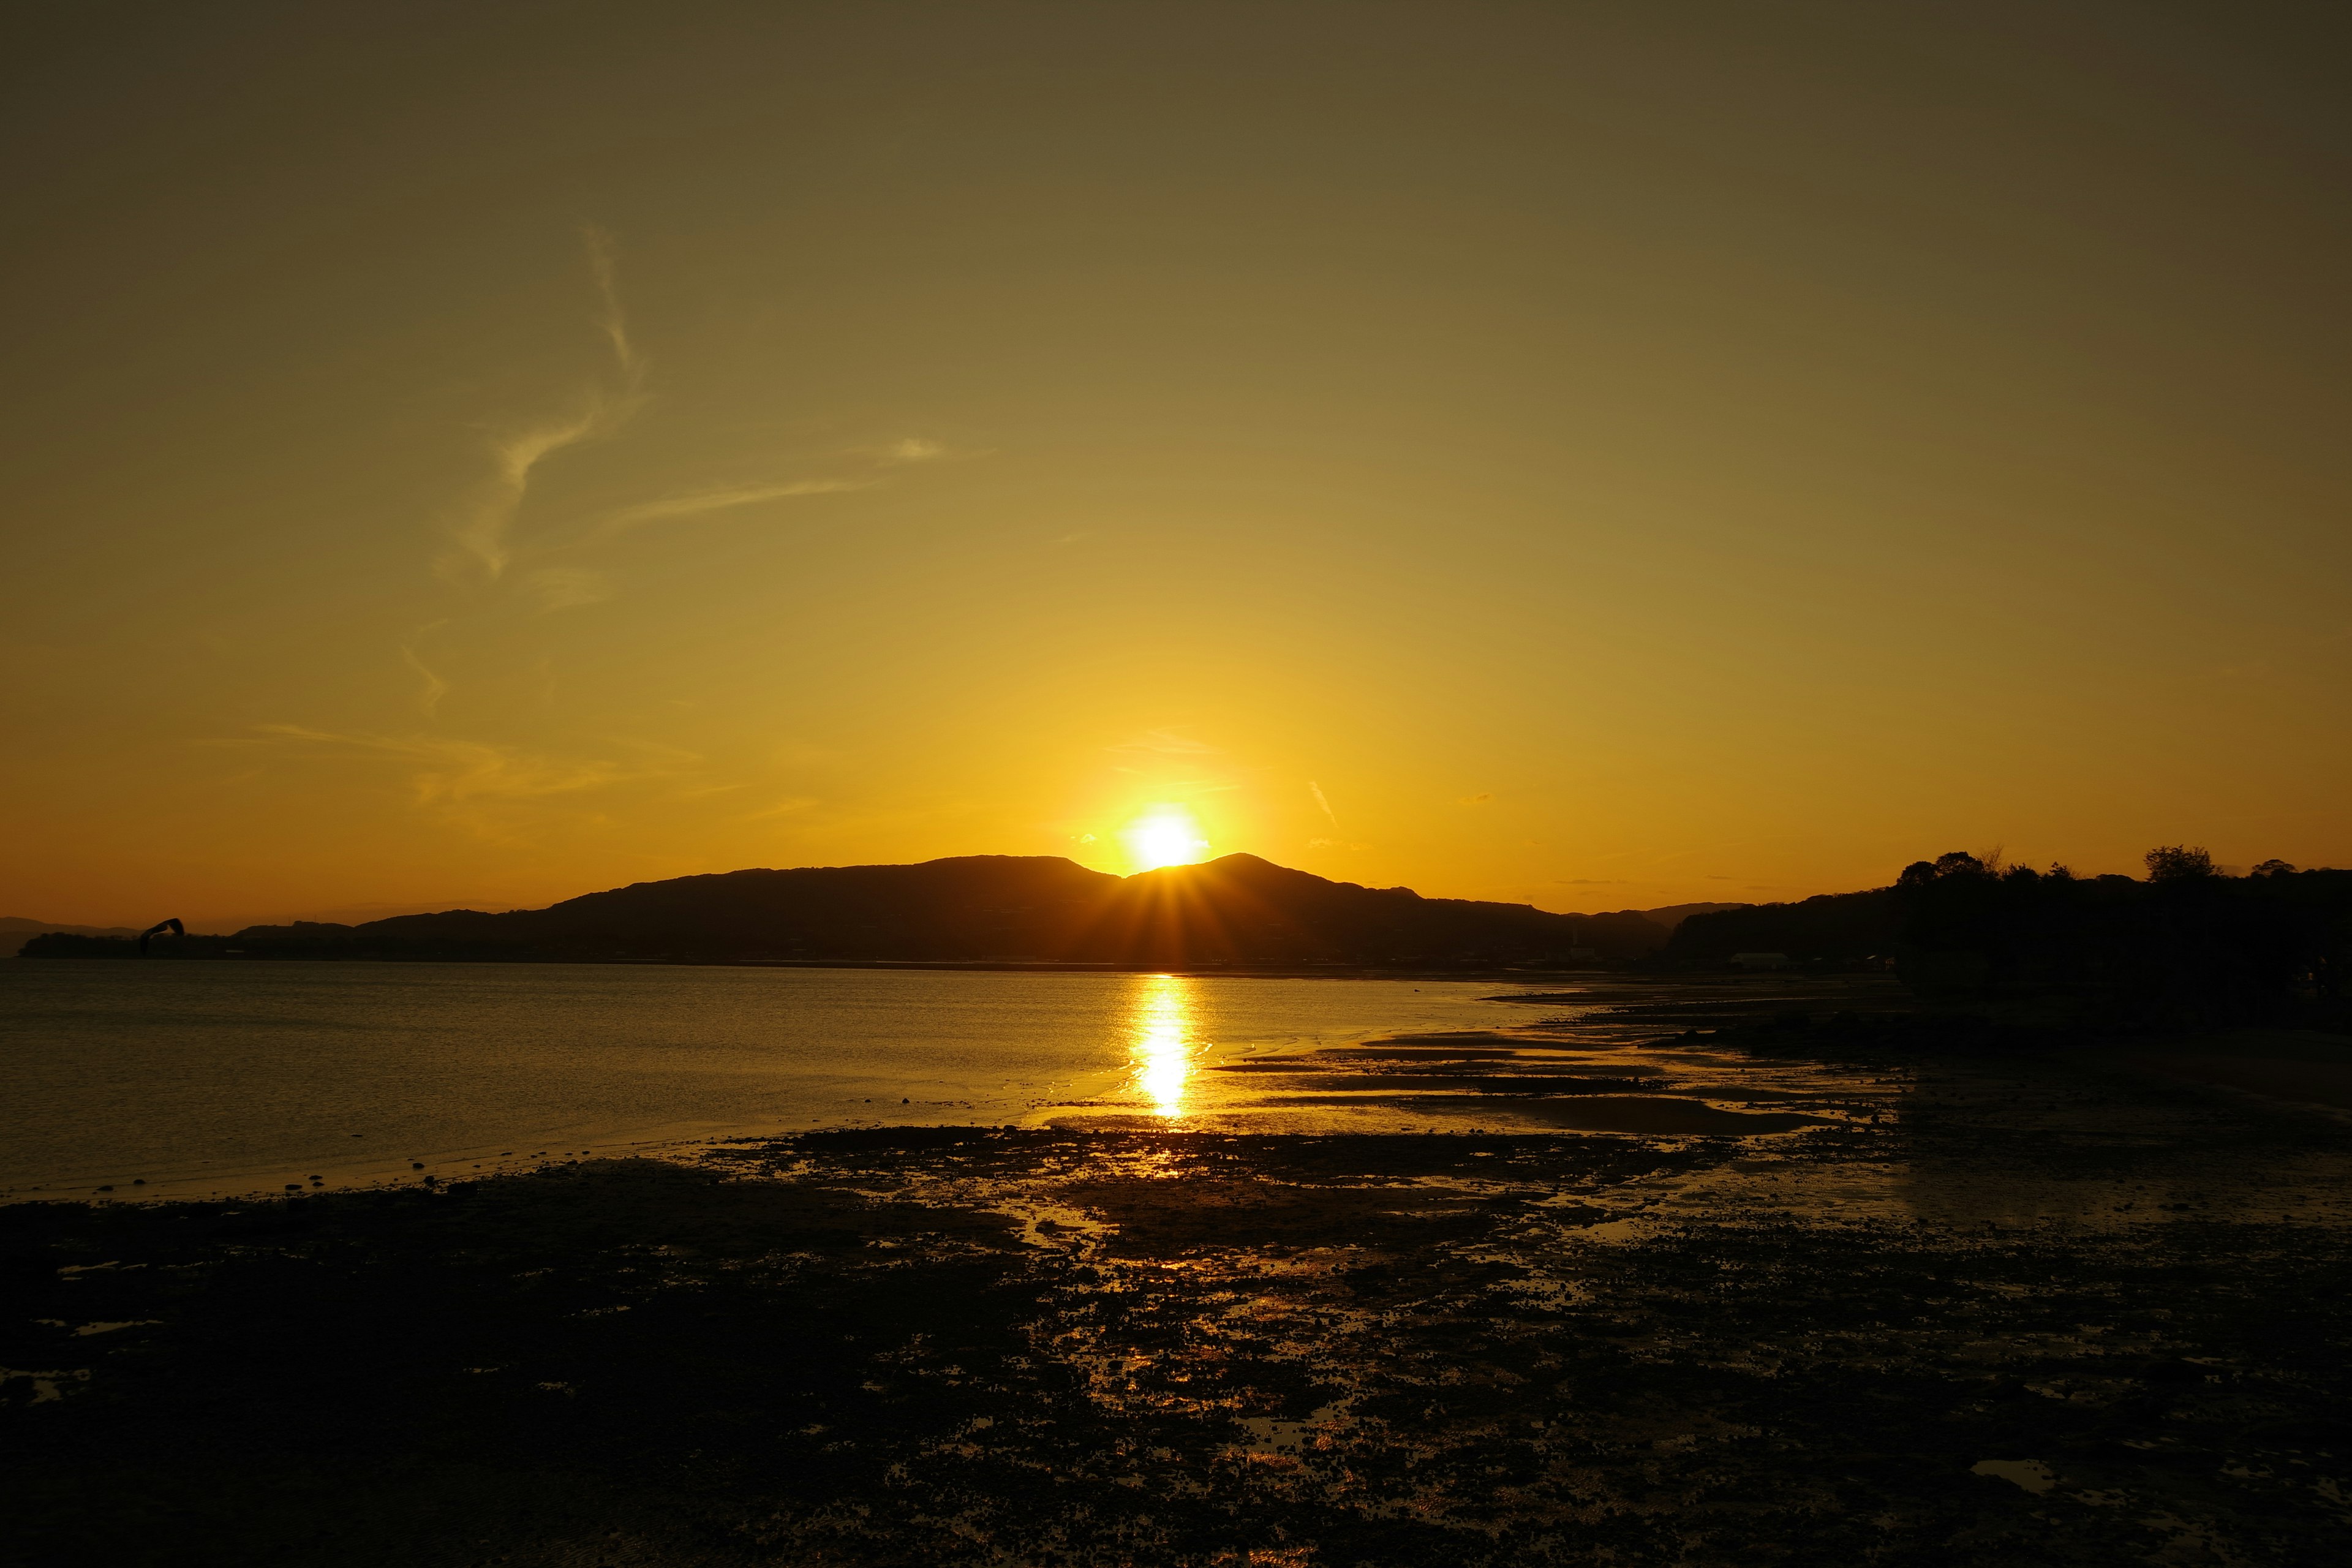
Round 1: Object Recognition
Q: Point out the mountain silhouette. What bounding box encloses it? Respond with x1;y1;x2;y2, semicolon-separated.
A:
28;854;1673;967
0;916;140;942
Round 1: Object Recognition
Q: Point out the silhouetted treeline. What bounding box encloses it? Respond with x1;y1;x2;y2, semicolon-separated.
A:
1650;889;1902;970
1656;847;2351;1022
15;855;1677;970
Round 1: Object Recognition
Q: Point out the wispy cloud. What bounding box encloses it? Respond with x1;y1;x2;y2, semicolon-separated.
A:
399;644;450;718
228;725;700;813
1308;780;1341;829
590;478;876;540
522;565;614;611
1458;792;1493;805
582;225;638;377
434;229;648;584
399;228;982;752
859;435;978;466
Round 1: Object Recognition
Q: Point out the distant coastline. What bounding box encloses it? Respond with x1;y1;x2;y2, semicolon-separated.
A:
18;846;2350;1031
12;854;1708;972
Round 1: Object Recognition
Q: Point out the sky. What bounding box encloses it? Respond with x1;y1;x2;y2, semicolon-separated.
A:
4;2;2349;930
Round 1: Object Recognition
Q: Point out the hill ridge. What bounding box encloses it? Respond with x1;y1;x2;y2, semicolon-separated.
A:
18;854;1678;967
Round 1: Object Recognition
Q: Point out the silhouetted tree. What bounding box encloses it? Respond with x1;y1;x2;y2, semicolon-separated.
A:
1897;851;1986;890
2145;845;2215;881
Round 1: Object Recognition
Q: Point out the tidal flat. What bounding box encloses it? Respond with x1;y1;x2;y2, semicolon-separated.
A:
6;1017;2350;1566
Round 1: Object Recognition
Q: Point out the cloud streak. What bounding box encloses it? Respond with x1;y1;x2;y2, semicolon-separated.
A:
402;229;977;731
241;724;655;805
225;725;712;848
522;566;615;612
856;435;982;466
399;644;450;718
582;224;638;377
435;230;649;584
590;478;877;540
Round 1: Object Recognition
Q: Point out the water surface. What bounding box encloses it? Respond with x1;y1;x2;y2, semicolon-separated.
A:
0;962;1520;1196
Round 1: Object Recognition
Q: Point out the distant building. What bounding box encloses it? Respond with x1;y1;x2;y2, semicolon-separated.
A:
1729;951;1790;970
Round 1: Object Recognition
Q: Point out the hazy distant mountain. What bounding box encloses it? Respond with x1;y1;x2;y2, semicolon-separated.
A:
1635;902;1750;931
21;855;1673;968
1;916;140;945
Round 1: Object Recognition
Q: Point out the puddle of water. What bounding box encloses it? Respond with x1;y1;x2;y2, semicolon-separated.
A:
1236;1403;1346;1459
0;1365;91;1404
1972;1458;2057;1493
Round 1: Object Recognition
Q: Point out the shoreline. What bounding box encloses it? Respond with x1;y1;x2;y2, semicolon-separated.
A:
10;952;1635;982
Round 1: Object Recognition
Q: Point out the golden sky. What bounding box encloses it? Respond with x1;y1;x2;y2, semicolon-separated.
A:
5;3;2348;929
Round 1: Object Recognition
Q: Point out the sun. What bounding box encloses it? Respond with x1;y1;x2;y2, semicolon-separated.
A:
1121;805;1210;873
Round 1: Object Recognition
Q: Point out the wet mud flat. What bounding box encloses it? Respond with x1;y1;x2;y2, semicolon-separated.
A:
6;1035;2351;1566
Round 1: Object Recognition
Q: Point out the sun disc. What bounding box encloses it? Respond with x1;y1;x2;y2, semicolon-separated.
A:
1121;806;1208;872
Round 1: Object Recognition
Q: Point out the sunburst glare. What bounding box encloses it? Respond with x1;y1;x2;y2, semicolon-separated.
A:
1121;805;1209;873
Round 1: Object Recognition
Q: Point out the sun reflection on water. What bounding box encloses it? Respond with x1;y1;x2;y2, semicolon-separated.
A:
1128;973;1200;1118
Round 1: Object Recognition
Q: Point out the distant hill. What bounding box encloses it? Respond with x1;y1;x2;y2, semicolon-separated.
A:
1657;889;1903;967
1;916;140;947
17;854;1675;968
1635;902;1751;932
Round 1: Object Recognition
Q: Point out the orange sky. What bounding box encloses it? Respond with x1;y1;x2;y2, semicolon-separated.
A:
5;4;2349;930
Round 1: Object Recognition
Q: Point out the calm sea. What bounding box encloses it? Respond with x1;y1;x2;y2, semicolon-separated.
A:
0;962;1531;1199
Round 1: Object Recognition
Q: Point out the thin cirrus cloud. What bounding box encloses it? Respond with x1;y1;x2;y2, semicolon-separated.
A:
232;724;699;809
522;565;616;612
399;644;450;718
412;224;966;731
434;229;648;586
587;477;877;540
579;434;967;545
582;224;637;375
858;436;982;466
1308;780;1341;829
429;227;960;582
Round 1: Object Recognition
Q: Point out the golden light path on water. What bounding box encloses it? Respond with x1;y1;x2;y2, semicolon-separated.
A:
1127;973;1200;1118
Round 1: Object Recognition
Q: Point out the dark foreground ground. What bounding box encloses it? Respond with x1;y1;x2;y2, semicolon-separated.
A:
6;1028;2351;1567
